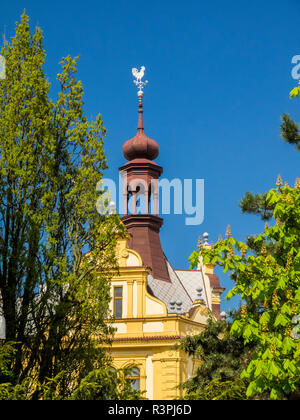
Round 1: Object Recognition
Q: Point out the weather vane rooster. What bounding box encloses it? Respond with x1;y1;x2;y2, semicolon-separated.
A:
132;66;148;101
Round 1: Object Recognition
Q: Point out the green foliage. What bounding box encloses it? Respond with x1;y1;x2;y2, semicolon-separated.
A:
238;191;276;255
178;315;255;400
191;182;300;399
284;82;300;150
239;111;300;252
239;191;274;221
280;114;300;151
290;82;300;99
0;342;16;383
183;378;247;400
69;365;143;401
0;342;32;400
0;343;143;400
0;13;127;399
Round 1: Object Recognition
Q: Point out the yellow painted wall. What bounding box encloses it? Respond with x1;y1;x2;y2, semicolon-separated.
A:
107;238;209;400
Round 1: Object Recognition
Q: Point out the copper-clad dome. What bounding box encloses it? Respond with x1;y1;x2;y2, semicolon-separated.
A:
123;102;159;161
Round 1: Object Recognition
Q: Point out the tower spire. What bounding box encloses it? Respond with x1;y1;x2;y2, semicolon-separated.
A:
119;66;170;282
137;101;144;132
132;66;147;133
122;66;159;161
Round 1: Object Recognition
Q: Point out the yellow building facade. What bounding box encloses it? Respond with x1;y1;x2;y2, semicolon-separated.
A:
109;237;223;400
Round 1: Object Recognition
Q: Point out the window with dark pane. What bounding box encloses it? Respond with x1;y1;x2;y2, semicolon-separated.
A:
114;287;123;319
126;367;140;392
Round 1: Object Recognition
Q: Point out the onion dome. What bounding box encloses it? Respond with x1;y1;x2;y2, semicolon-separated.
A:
123;101;159;161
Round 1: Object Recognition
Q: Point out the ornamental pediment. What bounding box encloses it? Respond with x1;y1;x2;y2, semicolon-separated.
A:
116;237;143;268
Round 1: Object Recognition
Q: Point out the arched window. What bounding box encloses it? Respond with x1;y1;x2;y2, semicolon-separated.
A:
126;181;149;215
126;367;140;392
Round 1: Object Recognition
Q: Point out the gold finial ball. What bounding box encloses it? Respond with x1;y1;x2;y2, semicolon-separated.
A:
203;232;209;245
137;90;144;102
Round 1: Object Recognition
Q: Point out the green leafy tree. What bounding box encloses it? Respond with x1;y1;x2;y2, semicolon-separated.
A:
281;76;300;150
280;114;300;151
290;80;300;99
239;191;275;255
69;365;144;401
0;13;131;399
178;315;256;400
0;342;15;383
239;191;274;222
183;378;247;401
240;88;300;233
189;179;300;400
0;342;144;400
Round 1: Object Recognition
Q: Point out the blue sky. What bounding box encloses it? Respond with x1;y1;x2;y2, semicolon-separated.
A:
1;0;299;311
